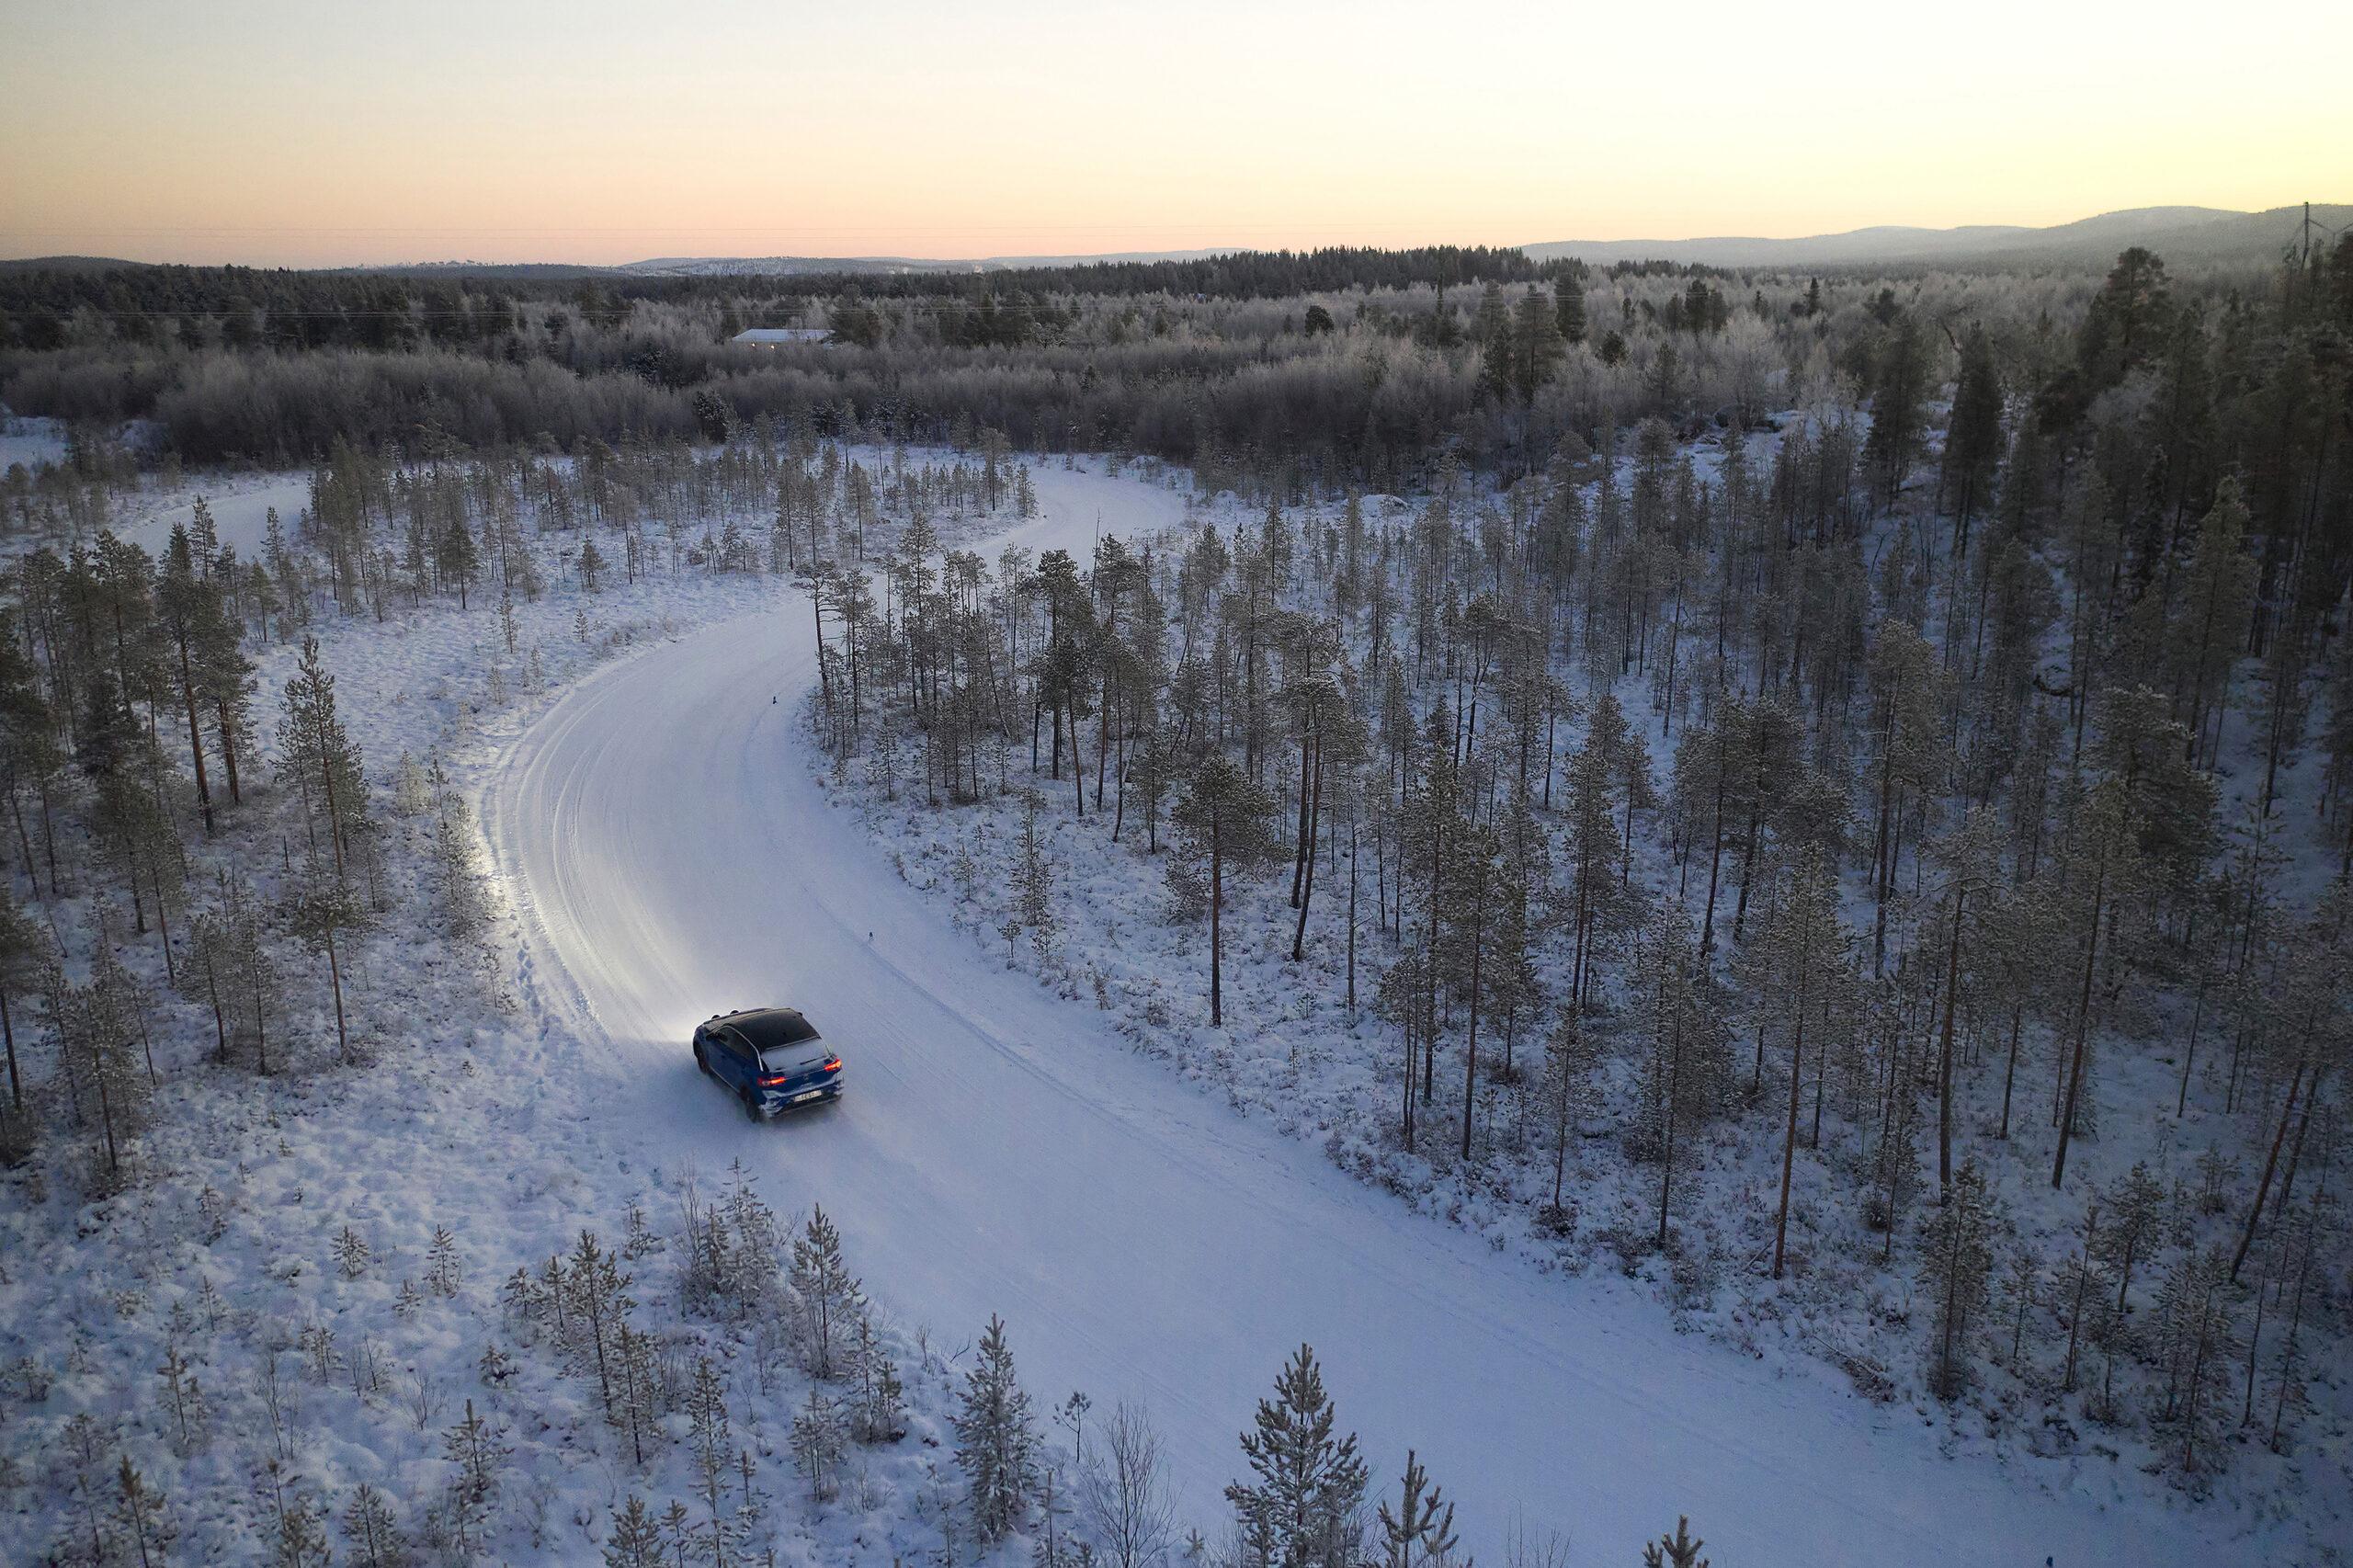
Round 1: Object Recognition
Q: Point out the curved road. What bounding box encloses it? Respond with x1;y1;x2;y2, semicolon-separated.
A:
484;472;2238;1567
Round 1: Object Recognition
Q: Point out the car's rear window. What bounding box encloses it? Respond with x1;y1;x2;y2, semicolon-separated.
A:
736;1012;819;1051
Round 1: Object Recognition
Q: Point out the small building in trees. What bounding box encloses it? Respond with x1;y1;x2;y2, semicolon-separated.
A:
732;327;833;347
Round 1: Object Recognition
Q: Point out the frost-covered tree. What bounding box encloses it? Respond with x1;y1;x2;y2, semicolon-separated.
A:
1919;1160;1996;1399
955;1313;1040;1541
1756;847;1849;1278
1082;1402;1176;1568
1374;1449;1461;1568
1170;755;1277;1027
787;1204;865;1380
1223;1344;1367;1568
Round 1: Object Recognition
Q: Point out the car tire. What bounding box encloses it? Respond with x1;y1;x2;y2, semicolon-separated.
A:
742;1088;763;1122
695;1043;712;1077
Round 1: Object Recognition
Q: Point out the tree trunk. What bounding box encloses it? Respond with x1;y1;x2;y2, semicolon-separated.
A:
176;630;214;835
1206;830;1222;1028
1773;961;1809;1279
1937;887;1965;1196
2052;856;2107;1189
2232;1045;2306;1281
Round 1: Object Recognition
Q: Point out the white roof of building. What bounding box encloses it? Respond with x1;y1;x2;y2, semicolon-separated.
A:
732;327;831;345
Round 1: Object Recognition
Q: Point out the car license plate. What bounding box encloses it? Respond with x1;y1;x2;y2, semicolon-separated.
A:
791;1089;823;1104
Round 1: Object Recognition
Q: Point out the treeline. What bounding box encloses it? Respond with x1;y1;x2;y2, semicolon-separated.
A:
813;244;2353;1487
0;244;1556;339
13;239;2335;481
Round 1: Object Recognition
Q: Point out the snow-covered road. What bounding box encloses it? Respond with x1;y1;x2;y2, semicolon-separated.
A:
483;471;2240;1567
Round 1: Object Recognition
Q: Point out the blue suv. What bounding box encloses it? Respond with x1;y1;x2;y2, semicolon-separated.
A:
694;1008;844;1119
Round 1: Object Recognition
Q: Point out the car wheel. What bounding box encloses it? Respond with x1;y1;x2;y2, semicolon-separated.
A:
694;1043;712;1077
742;1088;764;1122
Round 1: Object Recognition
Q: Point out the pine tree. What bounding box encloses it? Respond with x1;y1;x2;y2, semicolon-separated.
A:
155;523;222;835
1223;1344;1367;1568
0;884;44;1131
1170;755;1277;1026
427;1224;462;1296
686;1355;735;1534
333;1223;372;1278
1761;846;1849;1278
2097;1162;2166;1313
1374;1449;1459;1568
287;853;364;1063
1014;789;1059;961
790;1388;846;1501
613;1321;664;1466
438;516;481;608
1862;319;1929;509
340;1481;405;1568
434;794;491;933
1635;899;1722;1247
1919;1160;1997;1399
2151;1246;2240;1482
1509;289;1564;404
1554;277;1586;345
156;1342;207;1455
850;1311;906;1441
113;1456;171;1568
955;1313;1040;1541
278;635;369;892
1643;1517;1710;1568
1938;324;2003;557
605;1495;664;1568
787;1203;865;1379
564;1229;635;1422
440;1397;510;1555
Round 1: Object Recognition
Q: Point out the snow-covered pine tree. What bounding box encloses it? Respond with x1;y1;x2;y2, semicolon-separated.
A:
439;1397;510;1556
2150;1246;2241;1483
1171;755;1278;1027
1643;1516;1709;1568
1756;846;1849;1278
954;1313;1040;1541
685;1355;738;1551
790;1388;846;1501
1014;790;1058;962
604;1494;663;1568
277;634;370;892
1223;1344;1367;1568
1374;1449;1460;1568
787;1204;865;1379
1918;1159;1996;1399
113;1455;172;1568
850;1311;904;1442
612;1322;663;1467
339;1481;404;1568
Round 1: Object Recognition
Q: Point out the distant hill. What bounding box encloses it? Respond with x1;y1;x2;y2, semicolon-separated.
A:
6;209;2339;280
0;255;153;273
1522;205;2347;270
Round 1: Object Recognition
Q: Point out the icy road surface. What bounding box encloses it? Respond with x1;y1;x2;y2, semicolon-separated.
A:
484;469;2240;1567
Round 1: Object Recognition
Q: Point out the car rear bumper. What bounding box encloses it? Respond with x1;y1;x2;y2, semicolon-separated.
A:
755;1078;844;1114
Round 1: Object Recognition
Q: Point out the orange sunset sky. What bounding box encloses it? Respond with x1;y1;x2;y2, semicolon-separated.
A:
4;0;2347;267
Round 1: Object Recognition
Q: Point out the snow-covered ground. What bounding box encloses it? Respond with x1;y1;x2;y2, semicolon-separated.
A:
1;443;2315;1565
0;414;69;476
481;460;2271;1566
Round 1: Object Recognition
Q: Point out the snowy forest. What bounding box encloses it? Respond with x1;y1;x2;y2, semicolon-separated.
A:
799;239;2353;1517
0;228;2348;1564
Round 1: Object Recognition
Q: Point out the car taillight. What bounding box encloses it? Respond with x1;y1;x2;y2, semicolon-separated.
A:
822;1057;842;1074
758;1074;787;1087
